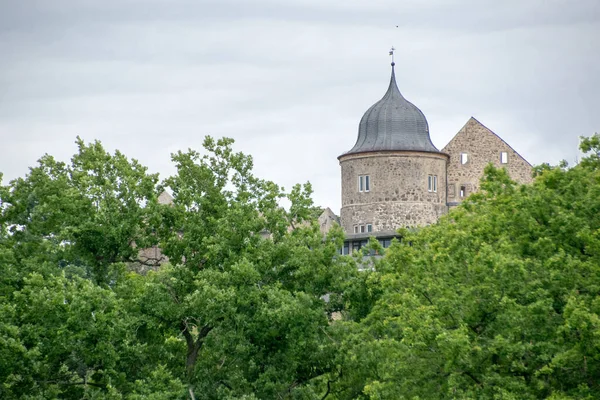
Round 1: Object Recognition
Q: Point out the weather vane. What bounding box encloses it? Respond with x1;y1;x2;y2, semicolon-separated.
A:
389;46;395;64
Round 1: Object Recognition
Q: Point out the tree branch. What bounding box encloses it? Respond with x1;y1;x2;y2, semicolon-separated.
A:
320;380;332;400
181;320;214;376
188;385;197;400
463;371;482;386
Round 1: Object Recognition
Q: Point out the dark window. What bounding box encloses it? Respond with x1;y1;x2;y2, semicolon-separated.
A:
352;240;368;252
342;242;350;255
379;238;392;248
460;185;466;198
367;224;372;233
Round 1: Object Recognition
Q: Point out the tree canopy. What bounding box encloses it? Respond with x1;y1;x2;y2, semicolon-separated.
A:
331;134;600;399
2;134;600;399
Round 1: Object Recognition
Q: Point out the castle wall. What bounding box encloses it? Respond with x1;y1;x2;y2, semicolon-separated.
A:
443;118;533;204
339;151;448;233
318;207;339;235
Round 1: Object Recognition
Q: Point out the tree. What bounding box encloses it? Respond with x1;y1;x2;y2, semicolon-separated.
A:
136;137;355;398
0;137;358;399
332;138;600;399
0;137;160;285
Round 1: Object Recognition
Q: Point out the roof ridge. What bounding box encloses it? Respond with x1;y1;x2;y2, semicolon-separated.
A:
465;116;532;167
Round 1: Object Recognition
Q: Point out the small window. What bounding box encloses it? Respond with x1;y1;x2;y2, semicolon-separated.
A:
354;226;359;234
360;225;365;233
342;242;350;255
358;175;370;192
367;224;372;233
460;185;466;198
501;152;508;164
428;175;438;192
352;240;368;251
379;238;392;248
461;153;468;165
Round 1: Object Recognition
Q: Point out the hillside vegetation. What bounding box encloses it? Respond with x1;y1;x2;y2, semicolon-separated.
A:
1;135;599;399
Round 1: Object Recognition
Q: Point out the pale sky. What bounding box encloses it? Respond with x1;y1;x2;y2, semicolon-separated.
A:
1;0;599;212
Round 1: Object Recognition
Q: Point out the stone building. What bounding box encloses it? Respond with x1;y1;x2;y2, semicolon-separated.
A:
332;62;532;254
443;117;533;206
138;61;533;262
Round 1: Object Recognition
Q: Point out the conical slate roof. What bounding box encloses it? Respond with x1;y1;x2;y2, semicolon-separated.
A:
342;63;440;156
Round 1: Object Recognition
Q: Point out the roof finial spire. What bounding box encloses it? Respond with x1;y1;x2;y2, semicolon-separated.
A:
389;46;396;66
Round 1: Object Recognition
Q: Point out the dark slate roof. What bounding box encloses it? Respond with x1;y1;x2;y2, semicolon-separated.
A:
341;63;441;156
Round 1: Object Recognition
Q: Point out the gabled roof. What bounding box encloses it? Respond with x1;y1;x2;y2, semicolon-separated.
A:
443;116;532;167
157;191;174;205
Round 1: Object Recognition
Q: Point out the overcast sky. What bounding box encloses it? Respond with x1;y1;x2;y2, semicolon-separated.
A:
1;0;599;212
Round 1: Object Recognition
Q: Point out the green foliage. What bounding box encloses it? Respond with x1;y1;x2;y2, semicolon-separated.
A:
579;133;600;169
139;137;353;398
0;137;159;284
4;133;600;399
0;136;357;399
1;271;135;398
333;140;600;399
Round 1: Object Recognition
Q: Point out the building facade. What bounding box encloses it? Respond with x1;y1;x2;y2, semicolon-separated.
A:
443;117;533;205
334;62;532;253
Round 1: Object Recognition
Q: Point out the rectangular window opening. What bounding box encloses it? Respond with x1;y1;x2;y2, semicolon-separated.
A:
342;242;349;255
354;226;359;234
428;175;438;192
352;241;366;251
360;225;365;233
461;153;468;165
501;152;508;164
379;238;392;248
367;224;372;233
358;175;370;192
460;185;466;198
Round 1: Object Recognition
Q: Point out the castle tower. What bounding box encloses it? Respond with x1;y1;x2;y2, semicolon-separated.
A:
338;62;448;239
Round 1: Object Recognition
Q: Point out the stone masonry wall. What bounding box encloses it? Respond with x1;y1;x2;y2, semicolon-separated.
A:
442;117;533;203
339;151;448;234
318;207;339;235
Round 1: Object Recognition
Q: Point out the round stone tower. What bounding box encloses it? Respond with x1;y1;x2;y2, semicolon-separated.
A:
339;62;448;236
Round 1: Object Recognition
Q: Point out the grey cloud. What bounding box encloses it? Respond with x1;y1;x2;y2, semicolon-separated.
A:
0;0;599;212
